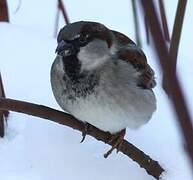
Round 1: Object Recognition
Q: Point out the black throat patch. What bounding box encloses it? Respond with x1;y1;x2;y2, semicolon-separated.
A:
62;55;81;82
62;55;99;100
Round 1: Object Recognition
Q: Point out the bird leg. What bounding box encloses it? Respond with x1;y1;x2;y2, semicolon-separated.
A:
104;129;126;158
80;123;90;143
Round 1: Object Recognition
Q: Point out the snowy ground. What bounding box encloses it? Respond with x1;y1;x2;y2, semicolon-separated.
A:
0;0;193;180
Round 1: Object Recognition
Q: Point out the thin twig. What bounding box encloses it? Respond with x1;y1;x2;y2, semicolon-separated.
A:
58;0;70;25
0;0;9;22
169;0;187;69
0;112;4;137
131;0;141;47
162;0;187;91
54;0;70;37
140;0;193;169
144;15;150;44
0;97;164;179
158;0;170;42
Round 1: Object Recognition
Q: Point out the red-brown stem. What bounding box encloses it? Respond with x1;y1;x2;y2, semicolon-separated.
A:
140;0;193;170
0;0;9;22
58;0;70;25
131;0;141;47
158;0;170;42
144;15;150;44
0;97;164;179
162;0;187;91
169;0;187;69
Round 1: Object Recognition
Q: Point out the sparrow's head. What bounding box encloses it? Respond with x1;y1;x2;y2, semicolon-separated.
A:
56;21;114;71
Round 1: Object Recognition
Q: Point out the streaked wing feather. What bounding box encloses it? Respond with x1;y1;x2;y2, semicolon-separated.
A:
112;31;156;89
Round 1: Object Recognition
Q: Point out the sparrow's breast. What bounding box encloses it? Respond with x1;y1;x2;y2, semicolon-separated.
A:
51;56;156;134
50;55;99;110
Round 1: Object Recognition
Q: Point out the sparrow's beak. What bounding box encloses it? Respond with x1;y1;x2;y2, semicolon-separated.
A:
55;40;76;57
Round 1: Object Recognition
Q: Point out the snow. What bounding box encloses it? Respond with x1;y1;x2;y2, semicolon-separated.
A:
0;0;193;179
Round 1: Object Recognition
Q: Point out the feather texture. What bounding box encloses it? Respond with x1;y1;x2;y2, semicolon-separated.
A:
112;30;156;89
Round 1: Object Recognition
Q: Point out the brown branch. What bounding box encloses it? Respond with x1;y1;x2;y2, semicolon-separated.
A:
144;14;150;44
0;0;9;22
0;112;5;137
162;0;187;91
58;0;70;25
140;0;193;169
0;97;164;179
131;0;141;47
54;0;70;37
169;0;187;69
158;0;170;42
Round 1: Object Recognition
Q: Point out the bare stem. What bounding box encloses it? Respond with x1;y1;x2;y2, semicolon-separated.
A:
158;0;170;42
0;97;164;179
169;0;187;68
0;0;9;22
140;0;193;170
58;0;70;25
131;0;141;47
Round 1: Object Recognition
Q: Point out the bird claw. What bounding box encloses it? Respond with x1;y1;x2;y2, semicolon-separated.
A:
104;129;126;158
80;123;90;143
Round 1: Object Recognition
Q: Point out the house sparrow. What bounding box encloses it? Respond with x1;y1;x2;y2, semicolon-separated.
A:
51;21;156;155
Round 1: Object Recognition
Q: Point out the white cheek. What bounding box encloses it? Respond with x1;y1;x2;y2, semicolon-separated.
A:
109;43;117;55
77;39;110;71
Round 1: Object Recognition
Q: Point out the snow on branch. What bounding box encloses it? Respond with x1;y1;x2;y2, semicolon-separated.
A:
0;97;164;179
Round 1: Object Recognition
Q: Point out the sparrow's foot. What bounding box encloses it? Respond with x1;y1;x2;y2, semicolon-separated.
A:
80;123;90;143
104;129;126;158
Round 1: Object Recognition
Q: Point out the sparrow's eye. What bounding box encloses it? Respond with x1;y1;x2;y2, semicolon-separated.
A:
78;34;90;45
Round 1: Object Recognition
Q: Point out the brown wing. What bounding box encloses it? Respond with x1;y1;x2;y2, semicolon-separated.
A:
111;30;136;46
112;31;156;89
